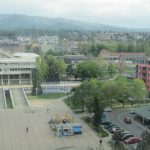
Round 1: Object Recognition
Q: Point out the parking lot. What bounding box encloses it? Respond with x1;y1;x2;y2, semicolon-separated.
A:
0;99;102;150
105;109;149;137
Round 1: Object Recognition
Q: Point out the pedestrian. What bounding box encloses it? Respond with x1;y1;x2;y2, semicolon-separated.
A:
99;139;102;145
26;127;28;133
47;108;49;113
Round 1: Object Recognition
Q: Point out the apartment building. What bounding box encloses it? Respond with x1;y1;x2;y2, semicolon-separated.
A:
38;35;59;45
137;59;150;92
100;49;145;64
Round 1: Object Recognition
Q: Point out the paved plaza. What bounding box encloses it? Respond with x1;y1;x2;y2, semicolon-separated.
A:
0;98;111;150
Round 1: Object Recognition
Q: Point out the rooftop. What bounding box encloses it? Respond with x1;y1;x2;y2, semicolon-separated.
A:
135;106;150;120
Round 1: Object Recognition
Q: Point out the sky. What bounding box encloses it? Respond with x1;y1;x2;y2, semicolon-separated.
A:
0;0;150;28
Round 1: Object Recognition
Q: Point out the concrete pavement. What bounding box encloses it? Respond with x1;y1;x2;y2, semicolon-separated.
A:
0;98;112;150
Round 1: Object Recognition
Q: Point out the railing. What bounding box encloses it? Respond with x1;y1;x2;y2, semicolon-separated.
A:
22;86;30;106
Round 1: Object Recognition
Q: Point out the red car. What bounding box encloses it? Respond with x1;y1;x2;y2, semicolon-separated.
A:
124;137;140;144
124;117;131;123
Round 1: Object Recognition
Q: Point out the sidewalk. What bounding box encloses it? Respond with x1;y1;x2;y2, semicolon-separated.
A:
74;110;112;150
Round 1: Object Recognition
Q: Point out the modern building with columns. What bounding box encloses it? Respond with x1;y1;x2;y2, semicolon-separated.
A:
0;52;39;85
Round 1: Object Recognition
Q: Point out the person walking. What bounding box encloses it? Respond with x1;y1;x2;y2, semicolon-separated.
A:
26;127;29;133
47;108;49;113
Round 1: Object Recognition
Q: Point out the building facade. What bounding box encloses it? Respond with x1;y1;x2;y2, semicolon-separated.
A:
137;63;150;92
0;52;38;85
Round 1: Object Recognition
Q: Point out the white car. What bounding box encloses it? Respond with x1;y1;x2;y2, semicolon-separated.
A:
130;109;136;114
104;107;112;112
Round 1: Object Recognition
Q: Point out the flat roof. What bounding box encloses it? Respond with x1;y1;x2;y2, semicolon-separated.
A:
135;107;150;120
13;53;39;58
0;58;35;63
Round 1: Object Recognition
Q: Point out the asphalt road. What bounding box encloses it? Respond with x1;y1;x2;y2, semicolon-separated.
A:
105;109;149;138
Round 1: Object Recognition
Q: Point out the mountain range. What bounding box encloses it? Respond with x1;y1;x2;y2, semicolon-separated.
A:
0;14;149;32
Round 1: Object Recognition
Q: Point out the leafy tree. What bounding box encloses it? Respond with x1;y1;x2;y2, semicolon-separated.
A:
74;61;101;80
101;80;118;108
66;64;74;77
131;79;147;107
137;130;150;150
95;56;108;78
32;57;47;95
45;55;67;81
127;43;136;52
115;76;130;107
72;85;86;111
72;79;99;111
32;44;40;54
108;63;116;77
117;43;127;52
71;79;106;113
93;96;101;128
116;61;127;75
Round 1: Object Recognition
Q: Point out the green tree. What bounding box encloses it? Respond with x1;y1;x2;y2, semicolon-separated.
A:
127;43;136;52
108;63;116;77
117;43;127;52
93;96;101;128
74;61;101;80
137;130;150;150
45;55;67;81
101;80;118;109
71;79;105;113
131;78;147;107
32;57;47;95
32;44;40;54
116;61;127;75
72;79;99;111
115;76;130;107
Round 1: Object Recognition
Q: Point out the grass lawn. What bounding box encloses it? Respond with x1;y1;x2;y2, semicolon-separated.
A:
5;91;13;109
28;93;66;100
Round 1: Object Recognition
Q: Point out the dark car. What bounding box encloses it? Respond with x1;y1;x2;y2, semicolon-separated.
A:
121;134;134;141
102;120;111;125
106;124;117;130
109;126;121;134
120;131;131;137
104;123;115;129
113;130;130;140
124;117;131;123
107;125;120;132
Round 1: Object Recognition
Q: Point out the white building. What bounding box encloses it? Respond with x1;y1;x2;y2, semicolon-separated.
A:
38;35;59;45
0;52;38;85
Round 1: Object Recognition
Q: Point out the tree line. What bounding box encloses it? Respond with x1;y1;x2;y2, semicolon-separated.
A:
78;40;150;57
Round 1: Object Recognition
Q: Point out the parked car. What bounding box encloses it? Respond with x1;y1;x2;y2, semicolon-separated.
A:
102;120;111;125
110;127;122;134
104;123;115;129
120;131;131;137
104;107;112;112
107;124;118;131
121;134;134;141
124;137;140;144
124;117;131;123
130;109;136;114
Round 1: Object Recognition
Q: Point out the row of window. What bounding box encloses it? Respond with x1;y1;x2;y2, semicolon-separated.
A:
0;68;31;71
0;63;34;66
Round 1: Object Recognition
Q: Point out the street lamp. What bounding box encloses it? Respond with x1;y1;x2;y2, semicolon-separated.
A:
36;88;38;96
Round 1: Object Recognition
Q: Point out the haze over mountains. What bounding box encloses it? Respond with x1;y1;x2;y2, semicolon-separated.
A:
0;14;149;32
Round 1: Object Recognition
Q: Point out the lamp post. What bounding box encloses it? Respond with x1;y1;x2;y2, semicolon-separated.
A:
36;88;38;96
